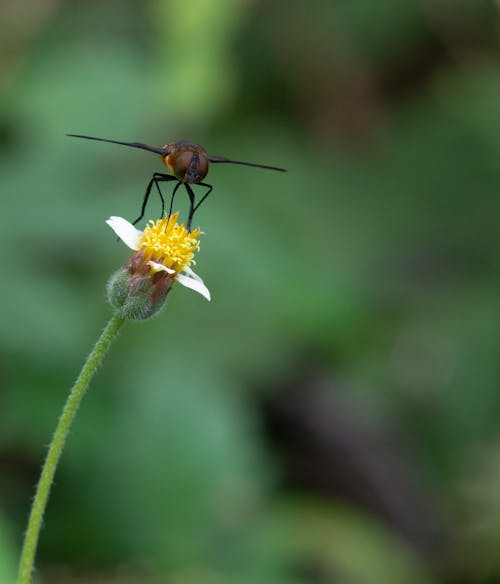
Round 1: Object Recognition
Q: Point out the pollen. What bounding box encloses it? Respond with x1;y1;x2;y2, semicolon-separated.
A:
139;213;201;273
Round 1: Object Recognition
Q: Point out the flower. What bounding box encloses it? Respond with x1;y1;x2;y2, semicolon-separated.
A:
106;214;210;320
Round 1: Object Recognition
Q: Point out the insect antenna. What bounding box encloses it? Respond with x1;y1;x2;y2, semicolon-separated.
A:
208;156;286;172
67;134;169;156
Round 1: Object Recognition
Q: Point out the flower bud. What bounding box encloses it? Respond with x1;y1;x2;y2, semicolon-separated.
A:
107;251;175;320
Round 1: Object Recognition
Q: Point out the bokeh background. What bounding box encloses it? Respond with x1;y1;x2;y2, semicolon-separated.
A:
1;0;500;582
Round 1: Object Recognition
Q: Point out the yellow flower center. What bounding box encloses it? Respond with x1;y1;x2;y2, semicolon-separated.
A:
139;213;201;273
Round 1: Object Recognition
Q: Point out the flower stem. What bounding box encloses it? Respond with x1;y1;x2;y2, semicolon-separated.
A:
17;313;125;584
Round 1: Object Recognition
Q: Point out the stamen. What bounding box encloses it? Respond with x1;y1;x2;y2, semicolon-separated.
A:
139;213;201;273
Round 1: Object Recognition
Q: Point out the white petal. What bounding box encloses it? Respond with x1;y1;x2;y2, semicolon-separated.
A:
147;260;175;274
106;216;142;250
176;273;211;301
181;265;203;281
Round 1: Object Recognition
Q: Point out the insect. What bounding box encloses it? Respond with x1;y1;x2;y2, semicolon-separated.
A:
67;134;286;230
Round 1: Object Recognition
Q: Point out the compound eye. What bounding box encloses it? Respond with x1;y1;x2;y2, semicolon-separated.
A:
174;152;193;181
197;155;209;180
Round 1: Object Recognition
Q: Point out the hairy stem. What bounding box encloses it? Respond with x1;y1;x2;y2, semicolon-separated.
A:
18;313;125;584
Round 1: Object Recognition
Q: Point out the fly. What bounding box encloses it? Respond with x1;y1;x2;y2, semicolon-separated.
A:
67;134;286;230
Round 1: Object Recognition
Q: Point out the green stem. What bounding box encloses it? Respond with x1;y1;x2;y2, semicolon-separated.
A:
17;313;125;584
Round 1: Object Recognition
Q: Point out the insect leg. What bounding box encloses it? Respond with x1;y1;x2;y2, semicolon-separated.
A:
185;184;196;232
192;182;213;213
168;181;183;217
152;173;178;219
153;179;165;218
132;173;176;225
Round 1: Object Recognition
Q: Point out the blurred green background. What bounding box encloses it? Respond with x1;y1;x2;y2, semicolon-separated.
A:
1;0;500;582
